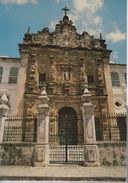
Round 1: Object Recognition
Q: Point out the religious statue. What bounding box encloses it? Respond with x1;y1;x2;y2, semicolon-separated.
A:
80;64;87;84
50;61;56;81
50;105;56;122
63;69;70;81
98;64;104;86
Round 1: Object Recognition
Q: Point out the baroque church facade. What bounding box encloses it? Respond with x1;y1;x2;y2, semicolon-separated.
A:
15;7;116;141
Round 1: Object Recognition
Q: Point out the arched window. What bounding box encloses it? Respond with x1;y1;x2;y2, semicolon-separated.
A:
0;67;3;83
8;67;18;84
111;72;120;87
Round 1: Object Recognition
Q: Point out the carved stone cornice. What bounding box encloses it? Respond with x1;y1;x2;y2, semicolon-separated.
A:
22;11;108;50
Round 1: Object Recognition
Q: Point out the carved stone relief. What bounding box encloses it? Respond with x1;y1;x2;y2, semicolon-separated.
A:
98;62;105;87
25;55;39;94
25;101;37;115
61;65;72;82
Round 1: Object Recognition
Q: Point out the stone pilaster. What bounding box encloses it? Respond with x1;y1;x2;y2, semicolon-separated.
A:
34;87;50;166
103;58;115;113
15;52;29;115
81;85;99;166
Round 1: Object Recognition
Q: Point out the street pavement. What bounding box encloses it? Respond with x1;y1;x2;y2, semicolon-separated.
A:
0;165;126;181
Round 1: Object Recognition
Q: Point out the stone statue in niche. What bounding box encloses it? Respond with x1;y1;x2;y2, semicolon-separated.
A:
63;69;70;81
49;61;56;81
80;64;87;84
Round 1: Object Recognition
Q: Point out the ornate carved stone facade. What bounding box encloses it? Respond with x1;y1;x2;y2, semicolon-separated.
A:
18;8;115;139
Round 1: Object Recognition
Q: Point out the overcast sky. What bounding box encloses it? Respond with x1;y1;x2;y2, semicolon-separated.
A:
0;0;126;64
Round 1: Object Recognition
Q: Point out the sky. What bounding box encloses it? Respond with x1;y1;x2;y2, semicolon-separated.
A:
0;0;126;64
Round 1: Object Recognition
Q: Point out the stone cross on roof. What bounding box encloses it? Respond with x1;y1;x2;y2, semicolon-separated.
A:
62;6;69;16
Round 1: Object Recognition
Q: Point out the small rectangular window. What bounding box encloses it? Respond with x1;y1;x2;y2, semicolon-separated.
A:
39;73;46;83
111;72;120;87
8;67;18;84
87;75;94;86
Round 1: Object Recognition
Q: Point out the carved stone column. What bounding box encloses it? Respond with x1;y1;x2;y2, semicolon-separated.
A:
80;57;88;92
81;85;99;166
49;54;56;94
34;87;50;166
0;94;9;142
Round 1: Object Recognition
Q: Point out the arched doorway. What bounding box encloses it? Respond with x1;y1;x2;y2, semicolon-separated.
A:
58;107;78;145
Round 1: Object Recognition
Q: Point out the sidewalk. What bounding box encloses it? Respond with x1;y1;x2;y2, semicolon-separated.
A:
0;165;126;181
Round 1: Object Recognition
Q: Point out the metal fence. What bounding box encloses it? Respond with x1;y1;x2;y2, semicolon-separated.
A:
3;116;37;142
95;113;126;141
3;113;126;143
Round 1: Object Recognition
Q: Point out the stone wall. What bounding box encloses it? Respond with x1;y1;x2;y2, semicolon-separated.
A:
0;143;35;166
0;142;126;166
98;142;126;166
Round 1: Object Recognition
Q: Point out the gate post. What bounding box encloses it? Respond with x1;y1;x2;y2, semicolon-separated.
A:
0;94;9;142
34;87;50;166
81;85;99;166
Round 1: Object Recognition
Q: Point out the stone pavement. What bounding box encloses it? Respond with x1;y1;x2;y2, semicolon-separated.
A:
0;165;126;181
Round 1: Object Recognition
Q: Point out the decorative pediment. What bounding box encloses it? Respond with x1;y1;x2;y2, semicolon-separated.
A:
23;7;107;50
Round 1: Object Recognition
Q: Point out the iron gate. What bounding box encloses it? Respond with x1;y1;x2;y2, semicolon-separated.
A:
49;107;84;164
49;134;84;164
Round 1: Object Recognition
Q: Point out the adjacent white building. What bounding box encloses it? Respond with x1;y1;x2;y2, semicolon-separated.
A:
0;56;20;115
109;63;126;114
